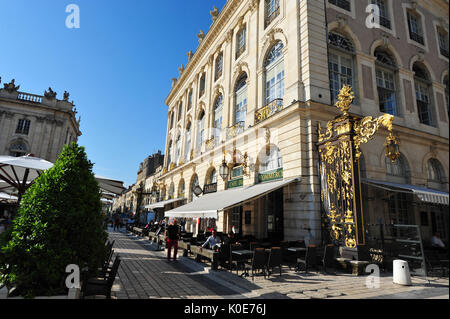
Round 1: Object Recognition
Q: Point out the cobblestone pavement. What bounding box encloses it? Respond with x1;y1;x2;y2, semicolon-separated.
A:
108;229;449;300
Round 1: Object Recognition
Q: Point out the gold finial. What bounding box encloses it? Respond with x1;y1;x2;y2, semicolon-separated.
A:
335;85;355;117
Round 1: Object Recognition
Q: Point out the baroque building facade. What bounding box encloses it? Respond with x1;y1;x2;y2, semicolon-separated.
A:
157;0;448;244
0;77;81;162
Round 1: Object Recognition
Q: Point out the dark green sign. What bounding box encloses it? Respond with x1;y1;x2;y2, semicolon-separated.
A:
227;178;243;189
258;168;283;183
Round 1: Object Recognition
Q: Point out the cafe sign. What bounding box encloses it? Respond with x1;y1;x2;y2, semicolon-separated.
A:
258;168;283;183
203;183;217;194
227;178;243;189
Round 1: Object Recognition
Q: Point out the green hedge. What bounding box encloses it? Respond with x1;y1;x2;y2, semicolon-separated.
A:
0;143;107;298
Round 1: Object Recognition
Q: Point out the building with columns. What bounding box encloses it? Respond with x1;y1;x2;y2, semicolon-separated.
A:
157;0;448;245
0;77;81;162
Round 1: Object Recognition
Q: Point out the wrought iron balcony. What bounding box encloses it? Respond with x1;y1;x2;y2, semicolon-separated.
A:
226;121;245;139
254;99;284;125
205;137;216;151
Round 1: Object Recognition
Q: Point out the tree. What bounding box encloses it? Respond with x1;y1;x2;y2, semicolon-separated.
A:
0;143;107;298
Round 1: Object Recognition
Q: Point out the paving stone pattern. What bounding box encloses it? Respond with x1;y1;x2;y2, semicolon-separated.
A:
107;229;449;300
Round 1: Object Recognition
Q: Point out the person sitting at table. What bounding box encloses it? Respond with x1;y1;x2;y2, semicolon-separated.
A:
200;229;221;251
223;232;239;245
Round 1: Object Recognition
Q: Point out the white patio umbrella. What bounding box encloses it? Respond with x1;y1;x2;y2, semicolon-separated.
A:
0;155;125;203
0;155;53;202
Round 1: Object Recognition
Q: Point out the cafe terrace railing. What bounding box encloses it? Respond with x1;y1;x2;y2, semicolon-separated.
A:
254;99;284;125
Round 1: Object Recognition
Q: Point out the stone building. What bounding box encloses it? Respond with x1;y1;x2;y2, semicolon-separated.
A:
159;0;448;244
0;77;81;162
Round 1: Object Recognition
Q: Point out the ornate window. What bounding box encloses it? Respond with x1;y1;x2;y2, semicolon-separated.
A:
175;134;181;165
167;140;173;166
197;111;205;152
371;0;391;29
264;41;285;107
184;122;191;161
328;32;355;103
169;183;175;200
407;11;424;45
213;95;223;141
444;75;449;120
170;112;174;129
236;27;246;59
328;0;351;12
188;90;193;110
178;102;183;122
208;169;217;184
16;119;31;135
9;141;28;157
260;146;283;173
265;0;280;28
199;74;206;97
437;27;449;59
385;153;410;184
427;159;445;183
191;175;199;201
375;48;397;115
413;63;433;126
235;74;248;125
215;53;223;81
179;180;185;198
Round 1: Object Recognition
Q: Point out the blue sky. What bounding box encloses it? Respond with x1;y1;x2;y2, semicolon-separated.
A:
0;0;227;186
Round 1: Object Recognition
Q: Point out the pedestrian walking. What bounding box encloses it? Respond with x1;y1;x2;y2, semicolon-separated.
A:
165;219;181;261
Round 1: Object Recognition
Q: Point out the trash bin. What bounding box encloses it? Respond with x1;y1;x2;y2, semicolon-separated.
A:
393;260;412;286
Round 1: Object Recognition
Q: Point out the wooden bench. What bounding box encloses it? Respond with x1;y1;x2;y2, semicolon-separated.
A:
190;245;219;271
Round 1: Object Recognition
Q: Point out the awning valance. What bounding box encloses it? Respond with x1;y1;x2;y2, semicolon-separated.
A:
165;177;300;219
144;198;185;210
362;178;449;206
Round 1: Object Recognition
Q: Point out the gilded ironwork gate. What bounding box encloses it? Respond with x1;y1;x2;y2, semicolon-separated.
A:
318;86;399;249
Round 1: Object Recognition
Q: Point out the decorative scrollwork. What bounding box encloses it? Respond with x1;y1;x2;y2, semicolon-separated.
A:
335;85;354;117
354;113;394;162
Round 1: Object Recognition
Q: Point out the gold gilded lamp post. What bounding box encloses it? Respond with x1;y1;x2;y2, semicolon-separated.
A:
317;85;400;258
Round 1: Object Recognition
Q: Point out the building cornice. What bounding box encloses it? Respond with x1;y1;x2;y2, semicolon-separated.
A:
165;0;254;106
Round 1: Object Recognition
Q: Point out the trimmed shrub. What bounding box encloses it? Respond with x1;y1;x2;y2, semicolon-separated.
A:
0;143;107;298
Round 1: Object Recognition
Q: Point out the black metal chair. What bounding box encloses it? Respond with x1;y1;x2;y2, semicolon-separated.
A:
267;247;283;278
322;244;336;274
218;244;232;270
296;245;317;274
246;248;267;281
83;255;121;299
250;242;261;251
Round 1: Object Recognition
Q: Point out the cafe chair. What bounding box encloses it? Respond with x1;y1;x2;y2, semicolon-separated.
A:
296;245;317;274
82;255;121;299
267;247;283;278
322;244;337;275
245;248;267;281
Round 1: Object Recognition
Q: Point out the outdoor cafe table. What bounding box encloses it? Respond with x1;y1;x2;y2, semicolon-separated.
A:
232;250;253;277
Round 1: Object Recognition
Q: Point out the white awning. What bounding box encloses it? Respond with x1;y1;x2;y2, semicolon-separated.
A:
165;177;300;219
144;198;185;210
362;178;449;206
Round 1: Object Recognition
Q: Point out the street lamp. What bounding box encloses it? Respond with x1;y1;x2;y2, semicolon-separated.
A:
385;132;400;163
219;155;229;180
